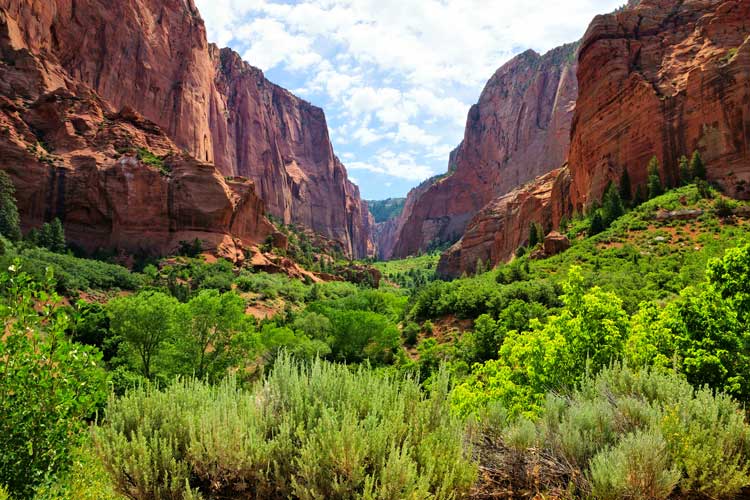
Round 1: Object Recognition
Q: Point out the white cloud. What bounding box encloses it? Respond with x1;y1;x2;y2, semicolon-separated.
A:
195;0;623;189
395;123;439;146
348;151;435;181
236;18;321;71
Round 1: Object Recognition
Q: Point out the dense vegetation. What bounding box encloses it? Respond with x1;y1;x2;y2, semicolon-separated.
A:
4;160;750;499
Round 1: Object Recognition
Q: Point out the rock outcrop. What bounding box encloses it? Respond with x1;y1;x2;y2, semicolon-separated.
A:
569;0;750;208
0;0;373;258
0;87;274;257
390;43;578;258
438;168;571;278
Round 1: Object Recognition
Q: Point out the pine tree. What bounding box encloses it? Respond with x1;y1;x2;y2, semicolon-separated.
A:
559;215;569;233
634;184;647;206
475;258;486;275
602;184;625;227
0;170;21;241
589;211;605;236
528;222;540;247
678;155;691;185
619;169;632;203
48;218;66;253
690;150;706;180
647;156;663;199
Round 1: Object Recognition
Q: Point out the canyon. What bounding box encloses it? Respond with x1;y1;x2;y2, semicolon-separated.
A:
384;0;750;278
383;42;578;261
0;0;373;258
2;0;749;277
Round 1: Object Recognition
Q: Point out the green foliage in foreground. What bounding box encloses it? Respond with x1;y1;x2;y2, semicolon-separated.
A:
95;355;476;500
0;264;108;499
478;365;750;499
453;243;750;417
4;246;143;294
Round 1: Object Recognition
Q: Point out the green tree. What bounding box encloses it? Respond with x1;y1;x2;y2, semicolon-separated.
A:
589;211;605;235
678;155;691;185
0;170;21;241
528;222;540;247
602;183;625;226
37;218;66;253
647;156;663;199
107;291;180;379
0;264;107;498
707;243;750;328
690;150;706;180
174;290;247;380
453;268;628;416
619;168;632;202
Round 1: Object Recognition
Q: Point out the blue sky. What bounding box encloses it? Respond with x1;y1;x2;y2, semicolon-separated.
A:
194;0;623;200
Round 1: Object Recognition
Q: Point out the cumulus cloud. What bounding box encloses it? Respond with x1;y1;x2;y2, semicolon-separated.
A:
195;0;622;191
348;151;435;181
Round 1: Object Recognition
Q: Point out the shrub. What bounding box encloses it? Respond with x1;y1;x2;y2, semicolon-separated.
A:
0;264;108;498
471;365;750;499
589;431;680;500
95;356;477;500
17;247;143;292
403;321;420;347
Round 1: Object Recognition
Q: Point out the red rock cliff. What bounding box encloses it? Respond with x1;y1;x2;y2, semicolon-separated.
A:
390;43;578;258
569;0;750;208
0;0;373;258
440;0;750;278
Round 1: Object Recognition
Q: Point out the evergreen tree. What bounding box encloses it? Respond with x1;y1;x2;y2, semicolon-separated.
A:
602;184;625;227
633;184;647;206
647;156;663;199
619;169;632;203
589;211;605;236
475;258;486;275
0;170;21;241
690;150;706;180
528;222;540;247
559;215;569;233
678;155;691;185
49;218;66;253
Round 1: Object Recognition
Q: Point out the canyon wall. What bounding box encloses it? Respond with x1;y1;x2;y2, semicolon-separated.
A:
569;0;750;209
439;0;750;277
389;43;578;259
0;0;373;258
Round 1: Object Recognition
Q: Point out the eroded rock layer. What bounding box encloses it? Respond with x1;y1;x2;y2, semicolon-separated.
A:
439;0;750;277
569;0;750;208
438;168;571;278
0;87;273;258
390;43;578;258
0;0;373;258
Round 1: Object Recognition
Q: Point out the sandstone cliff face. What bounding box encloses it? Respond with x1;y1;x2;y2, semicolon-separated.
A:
390;44;578;258
569;0;750;209
438;168;571;278
0;86;273;258
440;0;750;277
0;0;373;258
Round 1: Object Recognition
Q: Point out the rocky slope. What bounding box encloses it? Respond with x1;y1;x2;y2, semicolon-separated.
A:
0;0;373;258
389;43;578;259
439;0;750;277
